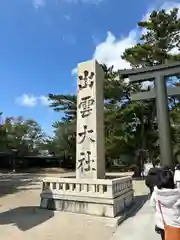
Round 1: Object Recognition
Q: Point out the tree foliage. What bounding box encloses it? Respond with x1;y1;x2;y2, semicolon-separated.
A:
2;8;180;173
122;8;180;66
47;8;180;171
0;116;45;157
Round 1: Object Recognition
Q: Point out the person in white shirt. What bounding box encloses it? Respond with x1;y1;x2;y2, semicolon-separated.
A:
143;162;153;177
174;164;180;188
150;169;180;240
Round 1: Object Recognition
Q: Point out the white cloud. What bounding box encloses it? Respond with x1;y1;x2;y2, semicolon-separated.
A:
93;30;154;90
71;30;138;76
70;1;180;91
16;94;37;107
71;1;180;86
16;94;50;107
71;67;78;76
39;95;49;106
93;2;180;70
33;0;46;9
93;30;138;70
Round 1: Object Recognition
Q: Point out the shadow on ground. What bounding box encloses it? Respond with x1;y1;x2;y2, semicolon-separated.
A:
130;194;149;217
0;174;41;197
0;206;54;231
117;193;149;226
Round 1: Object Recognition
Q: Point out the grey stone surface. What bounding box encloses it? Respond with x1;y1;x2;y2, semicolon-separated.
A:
110;200;159;240
76;60;105;179
40;60;134;218
0;174;157;240
40;176;134;217
0;173;115;240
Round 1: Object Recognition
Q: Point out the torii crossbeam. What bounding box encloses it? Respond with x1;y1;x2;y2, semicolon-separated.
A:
120;61;180;167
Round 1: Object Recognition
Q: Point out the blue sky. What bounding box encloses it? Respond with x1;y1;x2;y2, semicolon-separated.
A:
0;0;180;135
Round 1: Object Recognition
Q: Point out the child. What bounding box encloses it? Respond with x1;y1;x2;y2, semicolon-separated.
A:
145;167;162;195
150;169;180;240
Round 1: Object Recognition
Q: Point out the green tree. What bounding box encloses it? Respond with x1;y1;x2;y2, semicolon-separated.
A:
0;112;8;152
3;116;45;156
121;7;180;172
122;8;180;66
51;120;76;167
49;94;77;121
48;7;180;172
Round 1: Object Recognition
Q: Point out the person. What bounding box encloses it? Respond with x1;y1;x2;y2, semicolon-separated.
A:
150;169;180;240
145;166;162;195
174;164;180;188
143;161;153;177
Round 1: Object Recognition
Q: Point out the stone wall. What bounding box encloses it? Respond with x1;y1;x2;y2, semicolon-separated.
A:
40;176;134;218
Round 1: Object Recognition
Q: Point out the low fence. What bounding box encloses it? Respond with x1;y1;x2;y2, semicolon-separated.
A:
42;177;133;198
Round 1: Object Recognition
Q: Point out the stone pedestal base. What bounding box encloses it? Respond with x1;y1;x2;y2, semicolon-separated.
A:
40;177;134;218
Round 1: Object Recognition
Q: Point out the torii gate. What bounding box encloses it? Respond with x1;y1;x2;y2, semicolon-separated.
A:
120;61;180;167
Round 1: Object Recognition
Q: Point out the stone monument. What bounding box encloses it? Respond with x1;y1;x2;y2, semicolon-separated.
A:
76;60;105;179
40;60;134;218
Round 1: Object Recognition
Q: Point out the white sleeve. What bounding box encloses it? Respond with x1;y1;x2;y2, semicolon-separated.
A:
174;171;177;184
150;190;156;209
174;198;180;208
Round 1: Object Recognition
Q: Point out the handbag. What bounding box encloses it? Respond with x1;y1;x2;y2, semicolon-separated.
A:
158;200;180;240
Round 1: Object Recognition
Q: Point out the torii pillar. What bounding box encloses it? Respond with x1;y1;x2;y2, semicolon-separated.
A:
120;61;180;167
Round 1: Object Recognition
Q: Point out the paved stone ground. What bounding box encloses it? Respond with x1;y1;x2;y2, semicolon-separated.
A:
0;173;158;240
110;200;160;240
